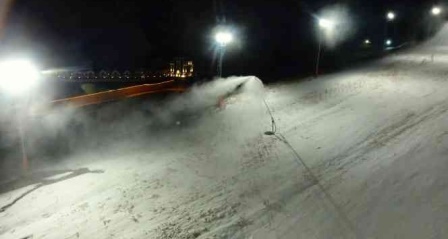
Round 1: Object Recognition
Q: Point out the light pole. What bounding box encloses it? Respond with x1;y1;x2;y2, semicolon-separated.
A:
0;59;39;174
215;31;233;78
429;6;442;43
316;18;335;77
385;11;395;48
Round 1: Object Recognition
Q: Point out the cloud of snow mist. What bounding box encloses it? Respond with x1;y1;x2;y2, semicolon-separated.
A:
0;76;268;179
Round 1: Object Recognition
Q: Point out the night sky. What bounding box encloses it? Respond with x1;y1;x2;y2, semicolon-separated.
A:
0;0;444;80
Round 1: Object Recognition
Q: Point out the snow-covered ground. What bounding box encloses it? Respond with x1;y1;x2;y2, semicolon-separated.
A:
3;26;448;239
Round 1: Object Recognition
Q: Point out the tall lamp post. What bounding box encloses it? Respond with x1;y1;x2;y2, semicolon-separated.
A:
0;60;39;174
429;7;442;49
385;11;395;48
215;31;233;78
316;18;335;77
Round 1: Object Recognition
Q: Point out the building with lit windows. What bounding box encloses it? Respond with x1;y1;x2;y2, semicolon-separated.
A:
169;57;194;78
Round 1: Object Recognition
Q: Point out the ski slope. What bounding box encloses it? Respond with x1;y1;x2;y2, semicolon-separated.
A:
3;25;448;239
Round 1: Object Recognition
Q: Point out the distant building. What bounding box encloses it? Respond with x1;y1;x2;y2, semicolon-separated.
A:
169;57;194;78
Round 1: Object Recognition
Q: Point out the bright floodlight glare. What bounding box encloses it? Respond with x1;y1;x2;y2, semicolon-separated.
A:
386;39;392;46
0;60;39;95
387;11;395;21
365;39;371;44
318;18;335;29
432;7;442;15
215;32;233;45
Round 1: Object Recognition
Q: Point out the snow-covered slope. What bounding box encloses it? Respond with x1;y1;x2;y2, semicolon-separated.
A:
3;25;448;239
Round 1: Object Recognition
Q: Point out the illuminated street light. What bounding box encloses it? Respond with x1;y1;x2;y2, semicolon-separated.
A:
0;60;39;96
387;11;395;21
215;31;234;77
215;32;233;46
385;39;392;46
364;39;371;45
318;18;335;30
0;59;39;174
432;6;442;16
315;18;336;77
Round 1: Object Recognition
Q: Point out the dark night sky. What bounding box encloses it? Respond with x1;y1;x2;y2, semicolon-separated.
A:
0;0;444;79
